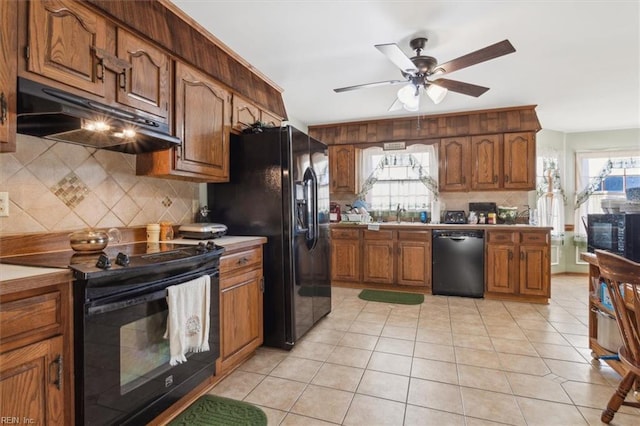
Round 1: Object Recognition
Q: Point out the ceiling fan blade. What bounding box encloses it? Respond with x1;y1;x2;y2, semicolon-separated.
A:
375;43;418;74
334;79;407;93
431;78;490;97
388;98;404;112
434;40;515;75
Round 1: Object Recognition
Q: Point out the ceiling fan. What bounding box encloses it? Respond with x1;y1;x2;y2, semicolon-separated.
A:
334;37;516;111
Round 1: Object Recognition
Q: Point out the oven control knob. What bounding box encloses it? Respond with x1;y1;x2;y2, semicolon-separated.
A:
205;241;216;251
196;242;207;253
96;254;112;269
115;252;130;266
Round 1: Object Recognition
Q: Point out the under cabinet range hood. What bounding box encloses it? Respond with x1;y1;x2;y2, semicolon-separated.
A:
17;78;180;154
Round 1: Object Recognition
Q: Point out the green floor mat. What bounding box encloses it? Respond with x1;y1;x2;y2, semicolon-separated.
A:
168;395;267;426
358;289;424;305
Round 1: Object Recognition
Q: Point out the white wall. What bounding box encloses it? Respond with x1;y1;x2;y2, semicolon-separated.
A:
537;128;640;273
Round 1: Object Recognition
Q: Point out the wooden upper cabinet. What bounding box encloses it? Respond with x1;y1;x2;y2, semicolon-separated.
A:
138;61;231;181
0;0;17;151
471;134;502;190
174;62;230;180
231;95;260;132
27;0;107;96
116;28;170;121
261;109;282;128
231;94;282;133
504;132;536;190
439;137;471;191
329;145;357;194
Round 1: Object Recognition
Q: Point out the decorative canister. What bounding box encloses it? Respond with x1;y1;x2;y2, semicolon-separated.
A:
160;221;174;241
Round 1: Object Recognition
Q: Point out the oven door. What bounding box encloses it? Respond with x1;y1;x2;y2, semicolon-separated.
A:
76;271;220;426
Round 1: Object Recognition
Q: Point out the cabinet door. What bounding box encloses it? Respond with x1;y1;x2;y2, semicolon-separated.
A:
116;28;170;120
397;240;430;286
363;239;394;284
0;0;17;151
504;132;536;189
0;336;65;425
439;137;471;191
231;94;260;132
486;244;517;294
220;272;263;361
260;109;283;128
331;238;361;282
329;145;357;194
519;245;550;297
174;61;231;180
471;134;502;190
28;0;107;96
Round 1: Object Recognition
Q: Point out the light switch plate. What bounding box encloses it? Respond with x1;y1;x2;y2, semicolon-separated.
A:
0;192;8;217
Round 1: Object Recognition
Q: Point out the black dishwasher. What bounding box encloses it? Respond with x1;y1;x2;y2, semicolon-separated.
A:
432;230;485;298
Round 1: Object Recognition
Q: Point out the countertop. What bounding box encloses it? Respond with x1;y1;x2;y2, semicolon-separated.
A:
332;222;552;231
0;235;267;283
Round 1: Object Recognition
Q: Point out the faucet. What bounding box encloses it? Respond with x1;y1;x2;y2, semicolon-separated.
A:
396;204;406;223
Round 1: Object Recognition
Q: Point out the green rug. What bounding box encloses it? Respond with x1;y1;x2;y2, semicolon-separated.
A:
358;289;424;305
168;395;267;426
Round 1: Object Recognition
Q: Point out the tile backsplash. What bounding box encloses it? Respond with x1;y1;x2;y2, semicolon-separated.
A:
0;134;199;236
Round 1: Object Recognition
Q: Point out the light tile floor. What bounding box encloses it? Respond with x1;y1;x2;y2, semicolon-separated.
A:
208;275;640;425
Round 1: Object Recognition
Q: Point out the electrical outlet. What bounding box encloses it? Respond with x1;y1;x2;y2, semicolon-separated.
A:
0;192;8;217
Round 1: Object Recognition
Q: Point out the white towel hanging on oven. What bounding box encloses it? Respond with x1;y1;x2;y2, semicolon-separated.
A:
164;275;210;366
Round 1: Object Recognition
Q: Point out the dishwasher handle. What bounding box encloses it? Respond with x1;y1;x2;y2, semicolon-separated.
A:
433;230;485;239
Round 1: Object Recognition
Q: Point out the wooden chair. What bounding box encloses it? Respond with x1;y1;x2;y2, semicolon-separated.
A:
595;250;640;423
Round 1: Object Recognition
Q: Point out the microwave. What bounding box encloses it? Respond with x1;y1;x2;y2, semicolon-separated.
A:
587;213;640;262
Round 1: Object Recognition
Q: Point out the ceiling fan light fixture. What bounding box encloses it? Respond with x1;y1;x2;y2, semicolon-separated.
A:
426;84;448;104
397;84;417;104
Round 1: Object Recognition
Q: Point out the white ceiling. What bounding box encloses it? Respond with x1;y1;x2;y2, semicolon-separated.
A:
171;0;640;133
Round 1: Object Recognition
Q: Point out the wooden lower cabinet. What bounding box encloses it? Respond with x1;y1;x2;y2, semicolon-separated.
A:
0;277;73;425
485;230;550;302
218;245;264;373
331;228;361;282
363;230;394;284
397;231;432;287
331;227;432;289
0;336;65;425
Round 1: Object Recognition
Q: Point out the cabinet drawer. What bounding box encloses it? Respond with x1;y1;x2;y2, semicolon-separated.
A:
0;291;62;349
220;247;262;275
363;230;394;240
487;231;517;244
398;230;431;241
331;228;359;239
220;268;262;291
520;232;549;245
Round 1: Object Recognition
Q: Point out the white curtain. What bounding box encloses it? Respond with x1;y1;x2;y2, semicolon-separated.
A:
356;143;438;210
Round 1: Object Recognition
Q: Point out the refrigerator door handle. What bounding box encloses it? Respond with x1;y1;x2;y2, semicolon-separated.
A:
303;167;318;251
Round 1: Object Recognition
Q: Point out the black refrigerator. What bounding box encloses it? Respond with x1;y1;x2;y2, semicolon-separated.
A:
208;126;331;349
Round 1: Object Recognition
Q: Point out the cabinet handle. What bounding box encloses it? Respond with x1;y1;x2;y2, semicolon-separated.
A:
508;250;513;260
505;174;509;183
237;257;248;265
0;92;6;125
493;175;498;183
520;251;524;260
118;71;127;89
52;355;63;390
96;60;105;81
260;277;265;292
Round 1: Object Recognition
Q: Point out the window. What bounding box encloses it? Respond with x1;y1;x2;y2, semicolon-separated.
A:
574;151;640;237
357;144;437;211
